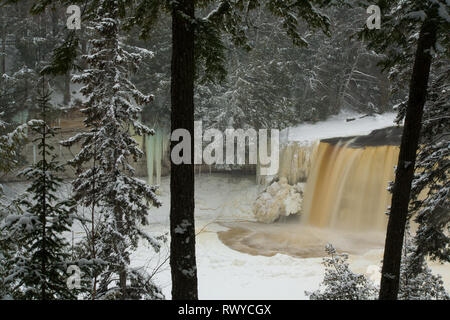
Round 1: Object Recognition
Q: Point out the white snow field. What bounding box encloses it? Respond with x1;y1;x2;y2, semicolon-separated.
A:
132;174;328;300
130;174;449;299
283;111;398;143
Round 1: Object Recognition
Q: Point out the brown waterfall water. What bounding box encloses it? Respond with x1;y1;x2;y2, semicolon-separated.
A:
301;141;399;231
219;126;403;258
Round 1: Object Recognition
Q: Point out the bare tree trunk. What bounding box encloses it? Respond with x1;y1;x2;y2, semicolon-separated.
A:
91;146;98;300
119;269;127;299
336;44;362;112
1;9;6;75
40;79;47;300
169;0;198;300
63;71;70;105
379;12;438;300
51;5;58;38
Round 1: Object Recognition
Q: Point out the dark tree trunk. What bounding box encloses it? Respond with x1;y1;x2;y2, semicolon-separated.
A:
1;10;6;75
40;79;47;300
80;38;88;70
169;0;198;300
51;5;58;38
379;13;438;300
119;269;127;299
63;71;70;105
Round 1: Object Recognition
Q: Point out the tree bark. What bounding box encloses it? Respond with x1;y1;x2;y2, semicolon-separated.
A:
40;79;47;300
169;0;198;300
1;9;6;75
119;268;127;299
63;71;70;105
379;13;438;300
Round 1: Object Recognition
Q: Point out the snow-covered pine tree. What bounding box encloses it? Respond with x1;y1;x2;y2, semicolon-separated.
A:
307;240;449;300
61;0;163;300
0;78;77;300
0;69;41;300
306;244;378;300
397;229;449;300
409;60;449;267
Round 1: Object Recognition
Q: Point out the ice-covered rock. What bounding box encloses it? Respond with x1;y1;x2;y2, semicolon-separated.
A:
253;177;304;223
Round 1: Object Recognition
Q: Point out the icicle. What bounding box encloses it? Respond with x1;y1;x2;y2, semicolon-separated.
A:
154;128;162;186
256;156;261;185
146;133;155;185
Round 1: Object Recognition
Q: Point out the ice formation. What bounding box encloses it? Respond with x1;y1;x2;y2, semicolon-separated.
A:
253;177;304;223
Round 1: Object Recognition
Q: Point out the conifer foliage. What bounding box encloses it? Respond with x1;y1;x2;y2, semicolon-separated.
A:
0;78;76;300
409;61;449;266
61;0;163;299
307;241;449;300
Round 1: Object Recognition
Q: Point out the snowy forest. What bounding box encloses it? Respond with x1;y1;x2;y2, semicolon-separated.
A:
0;0;448;301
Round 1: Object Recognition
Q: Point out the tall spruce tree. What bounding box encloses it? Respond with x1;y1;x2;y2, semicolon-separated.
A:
0;78;77;300
61;1;163;300
0;113;31;298
407;60;449;272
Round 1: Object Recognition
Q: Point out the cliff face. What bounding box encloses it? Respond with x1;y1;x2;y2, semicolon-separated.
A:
321;126;403;148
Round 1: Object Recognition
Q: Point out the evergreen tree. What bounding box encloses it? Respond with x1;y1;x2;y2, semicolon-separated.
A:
0;78;77;300
307;241;449;300
408;60;449;268
397;230;449;300
306;244;378;300
196;1;390;129
0;114;33;297
61;1;163;300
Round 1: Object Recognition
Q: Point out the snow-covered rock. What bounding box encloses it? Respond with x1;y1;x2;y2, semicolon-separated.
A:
253;177;304;223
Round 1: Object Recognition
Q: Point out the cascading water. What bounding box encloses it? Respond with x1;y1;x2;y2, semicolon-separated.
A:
220;126;405;258
301;130;401;231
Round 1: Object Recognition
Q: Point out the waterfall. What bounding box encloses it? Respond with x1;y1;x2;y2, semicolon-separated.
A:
301;140;399;231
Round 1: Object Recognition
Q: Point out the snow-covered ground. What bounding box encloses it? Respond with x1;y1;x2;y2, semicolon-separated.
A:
129;174;449;299
284;111;397;143
131;174;328;299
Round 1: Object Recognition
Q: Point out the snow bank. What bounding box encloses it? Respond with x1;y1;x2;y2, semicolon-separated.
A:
285;111;397;143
